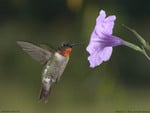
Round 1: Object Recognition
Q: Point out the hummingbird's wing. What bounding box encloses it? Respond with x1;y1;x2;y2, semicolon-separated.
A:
17;41;53;65
39;44;54;52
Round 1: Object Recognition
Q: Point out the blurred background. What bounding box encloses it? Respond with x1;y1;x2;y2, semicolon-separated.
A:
0;0;150;113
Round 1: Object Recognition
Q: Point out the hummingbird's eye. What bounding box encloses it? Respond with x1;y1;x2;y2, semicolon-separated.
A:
62;43;66;47
62;43;71;47
63;43;68;46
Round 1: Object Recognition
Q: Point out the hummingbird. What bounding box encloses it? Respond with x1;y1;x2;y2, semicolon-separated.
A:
17;41;81;103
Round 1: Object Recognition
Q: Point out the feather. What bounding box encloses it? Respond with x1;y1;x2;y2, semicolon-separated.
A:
17;41;53;65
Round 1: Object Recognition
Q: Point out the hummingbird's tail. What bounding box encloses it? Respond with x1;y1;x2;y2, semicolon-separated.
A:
39;84;51;103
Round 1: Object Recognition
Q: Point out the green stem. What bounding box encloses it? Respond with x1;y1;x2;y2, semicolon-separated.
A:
122;24;150;51
123;41;143;52
123;41;150;61
122;24;146;46
122;24;150;61
141;47;150;61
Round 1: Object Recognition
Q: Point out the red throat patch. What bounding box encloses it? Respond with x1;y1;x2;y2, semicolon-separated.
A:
58;47;72;57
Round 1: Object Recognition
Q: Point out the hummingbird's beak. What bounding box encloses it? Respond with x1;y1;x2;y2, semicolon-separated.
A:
70;42;84;47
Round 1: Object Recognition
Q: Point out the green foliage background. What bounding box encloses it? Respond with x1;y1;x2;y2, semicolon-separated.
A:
0;0;150;113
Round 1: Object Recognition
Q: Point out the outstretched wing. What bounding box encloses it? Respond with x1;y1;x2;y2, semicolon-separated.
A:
17;41;53;65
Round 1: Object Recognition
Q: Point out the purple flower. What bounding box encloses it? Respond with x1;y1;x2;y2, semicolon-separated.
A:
86;10;124;68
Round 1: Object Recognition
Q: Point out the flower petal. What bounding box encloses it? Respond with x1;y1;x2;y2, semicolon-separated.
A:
86;31;101;54
103;15;116;34
100;47;113;61
95;10;116;37
96;10;106;23
87;52;103;68
87;47;113;68
86;9;124;68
